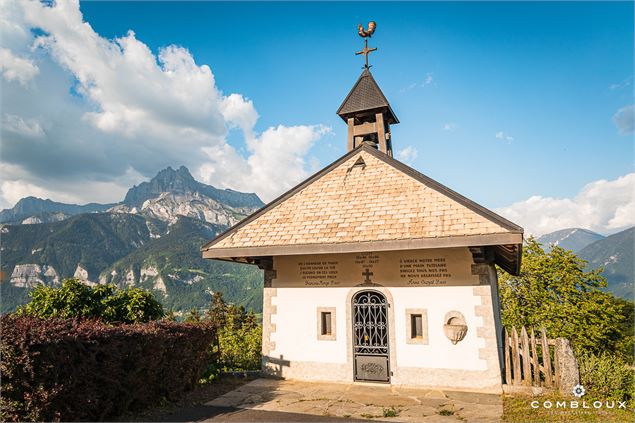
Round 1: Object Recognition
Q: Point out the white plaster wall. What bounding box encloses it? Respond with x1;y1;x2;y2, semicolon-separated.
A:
392;286;486;371
271;287;349;363
271;285;486;371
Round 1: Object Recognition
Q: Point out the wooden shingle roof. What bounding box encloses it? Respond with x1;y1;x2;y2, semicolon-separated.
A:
202;145;523;274
336;68;399;124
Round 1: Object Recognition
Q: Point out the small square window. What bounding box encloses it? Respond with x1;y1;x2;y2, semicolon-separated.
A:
317;307;336;340
411;314;423;339
321;312;332;335
406;309;428;345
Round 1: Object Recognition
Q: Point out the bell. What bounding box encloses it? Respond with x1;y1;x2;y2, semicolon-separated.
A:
362;139;379;149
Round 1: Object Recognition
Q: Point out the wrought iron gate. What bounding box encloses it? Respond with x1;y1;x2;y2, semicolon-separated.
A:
352;290;390;382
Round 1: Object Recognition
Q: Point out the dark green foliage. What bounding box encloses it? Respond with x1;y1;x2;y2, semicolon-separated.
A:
498;236;635;403
498;238;632;360
1;215;262;315
102;216;263;313
193;292;262;381
1;213;154;282
217;307;262;372
0;284;30;314
0;315;216;421
578;352;634;405
18;279;163;324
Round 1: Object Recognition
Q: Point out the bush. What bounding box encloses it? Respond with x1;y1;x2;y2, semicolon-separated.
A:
578;351;634;404
218;309;262;372
498;239;630;359
187;292;262;381
18;278;164;324
0;315;215;421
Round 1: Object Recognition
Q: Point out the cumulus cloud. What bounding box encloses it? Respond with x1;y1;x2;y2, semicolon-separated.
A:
495;173;635;236
0;48;39;85
0;0;328;208
1;114;44;138
396;146;418;165
613;104;634;135
423;72;433;86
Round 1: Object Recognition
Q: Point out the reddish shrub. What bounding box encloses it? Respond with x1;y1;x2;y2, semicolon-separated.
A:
0;315;216;421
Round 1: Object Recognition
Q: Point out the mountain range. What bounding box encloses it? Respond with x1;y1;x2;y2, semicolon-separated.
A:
0;166;264;314
537;227;633;299
536;228;605;253
1;169;632;315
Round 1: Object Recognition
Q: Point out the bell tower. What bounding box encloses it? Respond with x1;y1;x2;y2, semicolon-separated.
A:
337;21;399;157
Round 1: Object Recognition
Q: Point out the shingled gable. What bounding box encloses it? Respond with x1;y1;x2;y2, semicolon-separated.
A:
202;144;523;274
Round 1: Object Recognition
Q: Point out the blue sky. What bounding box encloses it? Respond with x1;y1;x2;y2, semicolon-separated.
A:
1;1;633;235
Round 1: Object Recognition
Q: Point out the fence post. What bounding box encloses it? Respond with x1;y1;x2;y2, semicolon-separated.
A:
504;328;511;384
520;327;532;386
555;338;579;395
540;328;553;387
511;327;521;385
530;328;540;386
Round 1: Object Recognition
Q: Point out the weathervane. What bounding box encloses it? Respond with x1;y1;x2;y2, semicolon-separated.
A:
356;21;377;68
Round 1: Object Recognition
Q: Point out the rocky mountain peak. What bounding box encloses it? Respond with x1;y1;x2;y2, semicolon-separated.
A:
124;165;199;207
123;166;263;210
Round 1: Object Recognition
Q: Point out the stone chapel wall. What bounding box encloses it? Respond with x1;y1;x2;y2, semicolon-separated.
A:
261;248;503;393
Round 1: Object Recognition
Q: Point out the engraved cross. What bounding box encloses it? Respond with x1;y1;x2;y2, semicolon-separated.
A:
362;268;374;283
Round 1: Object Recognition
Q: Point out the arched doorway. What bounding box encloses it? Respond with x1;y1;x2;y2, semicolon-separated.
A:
352;290;390;382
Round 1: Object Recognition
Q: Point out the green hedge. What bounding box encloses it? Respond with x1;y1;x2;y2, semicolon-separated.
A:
0;315;216;421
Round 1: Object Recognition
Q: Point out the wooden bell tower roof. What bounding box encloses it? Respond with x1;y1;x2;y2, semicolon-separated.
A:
337;68;399;125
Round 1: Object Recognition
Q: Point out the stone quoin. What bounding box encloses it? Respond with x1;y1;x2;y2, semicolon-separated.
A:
202;23;523;394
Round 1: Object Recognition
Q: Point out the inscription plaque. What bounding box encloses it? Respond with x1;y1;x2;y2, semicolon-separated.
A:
274;248;478;287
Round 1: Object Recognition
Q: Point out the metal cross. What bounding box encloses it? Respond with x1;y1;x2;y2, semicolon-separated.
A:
362;268;374;283
356;38;377;69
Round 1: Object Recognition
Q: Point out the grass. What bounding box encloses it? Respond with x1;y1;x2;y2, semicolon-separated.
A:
382;406;400;417
502;394;634;423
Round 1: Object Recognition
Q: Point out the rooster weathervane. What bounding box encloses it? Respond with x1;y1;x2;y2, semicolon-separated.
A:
356;21;377;68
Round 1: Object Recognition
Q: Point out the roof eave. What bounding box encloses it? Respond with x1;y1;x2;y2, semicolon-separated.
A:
203;232;523;259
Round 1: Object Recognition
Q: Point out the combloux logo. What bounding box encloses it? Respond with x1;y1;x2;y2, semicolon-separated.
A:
530;383;628;410
572;384;586;398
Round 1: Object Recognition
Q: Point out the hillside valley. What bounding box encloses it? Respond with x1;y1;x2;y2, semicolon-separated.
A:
0;166;264;314
2;169;632;314
538;227;633;299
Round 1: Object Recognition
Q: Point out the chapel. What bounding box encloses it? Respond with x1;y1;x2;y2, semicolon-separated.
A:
202;25;523;393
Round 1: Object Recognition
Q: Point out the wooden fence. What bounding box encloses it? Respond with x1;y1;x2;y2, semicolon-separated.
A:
503;326;559;388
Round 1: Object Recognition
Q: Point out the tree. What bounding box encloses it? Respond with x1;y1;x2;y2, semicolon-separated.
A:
18;278;164;324
498;238;630;359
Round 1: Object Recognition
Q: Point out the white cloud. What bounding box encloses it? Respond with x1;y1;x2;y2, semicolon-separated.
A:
609;77;632;91
0;47;39;85
396;146;418;165
400;72;434;92
2;114;44;138
199;124;330;201
495;173;635;236
495;131;514;143
399;82;417;93
0;0;329;208
613;104;634;135
443;122;457;131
